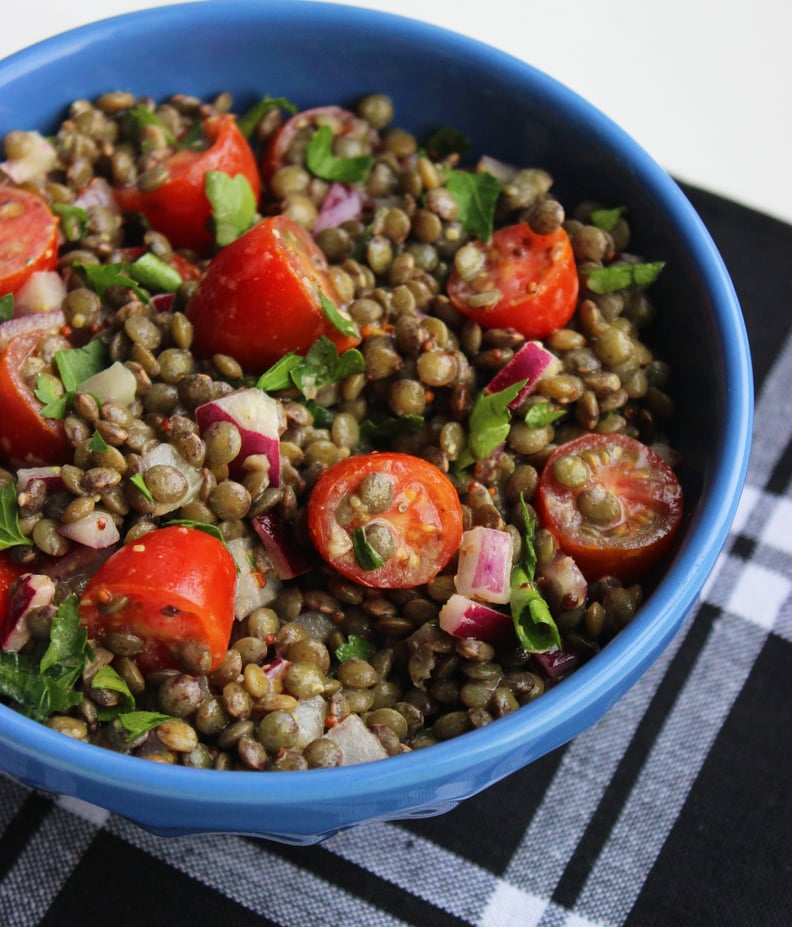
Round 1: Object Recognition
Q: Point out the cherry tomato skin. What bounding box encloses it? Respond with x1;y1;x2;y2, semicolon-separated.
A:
447;223;579;340
261;106;359;186
0;187;59;297
307;452;464;589
79;526;237;674
186;214;360;372
113;114;261;253
0;554;28;622
535;433;684;584
0;331;70;467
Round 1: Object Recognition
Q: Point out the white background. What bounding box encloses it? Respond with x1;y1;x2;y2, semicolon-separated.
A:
2;0;791;223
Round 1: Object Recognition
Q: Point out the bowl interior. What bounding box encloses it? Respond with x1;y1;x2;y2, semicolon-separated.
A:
0;0;752;841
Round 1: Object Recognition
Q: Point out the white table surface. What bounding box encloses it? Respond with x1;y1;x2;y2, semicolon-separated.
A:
2;0;791;225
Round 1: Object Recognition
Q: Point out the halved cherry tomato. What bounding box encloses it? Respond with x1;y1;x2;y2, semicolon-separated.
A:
0;330;70;467
113;114;261;253
261;106;361;187
535;433;684;584
447;223;578;340
0;187;59;297
79;526;237;673
307;452;464;588
186;214;360;373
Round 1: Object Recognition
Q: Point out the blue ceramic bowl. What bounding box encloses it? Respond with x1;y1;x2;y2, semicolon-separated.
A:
0;0;752;843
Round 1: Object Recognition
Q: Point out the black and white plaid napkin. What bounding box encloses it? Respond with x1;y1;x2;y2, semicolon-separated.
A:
1;185;790;927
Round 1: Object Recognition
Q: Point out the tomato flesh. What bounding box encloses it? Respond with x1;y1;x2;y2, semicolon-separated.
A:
0;187;59;297
535;433;683;583
0;330;71;467
186;214;360;373
447;223;578;340
307;452;464;588
79;526;237;673
113;114;261;253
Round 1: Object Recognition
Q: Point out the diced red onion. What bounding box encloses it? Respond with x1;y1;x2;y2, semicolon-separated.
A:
139;443;202;516
77;361;137;408
195;388;284;485
1;573;56;652
0;309;65;352
16;466;64;493
532;648;580;680
13;272;67;317
324;713;388;765
312;183;365;235
252;510;313;580
475;154;518;186
227;536;281;621
486;340;559;408
57;511;121;549
0;133;56;184
539;551;588;616
454;526;513;604
73;177;118;214
151;293;176;313
438;593;514;644
292;695;328;749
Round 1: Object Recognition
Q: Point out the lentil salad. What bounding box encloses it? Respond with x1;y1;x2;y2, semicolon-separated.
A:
0;90;683;770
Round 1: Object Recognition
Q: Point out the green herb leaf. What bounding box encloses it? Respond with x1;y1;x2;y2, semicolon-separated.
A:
0;596;94;723
256;353;303;392
237;95;298;139
457;380;526;471
34;376;70;420
424;126;471;160
584;261;666;295
76;262;149;302
88;430;111;453
129;472;155;503
351;526;385;572
589;206;625;232
124;105;176;146
291;338;364;400
0;482;32;551
303;400;336;429
205;170;258;247
509;496;561;652
54;339;107;392
90;664;135;721
52;202;89;242
163;518;228;547
524;401;565;429
128;252;183;293
39;596;93;683
445;170;501;242
359;414;424;445
306;124;373;183
118;710;175;742
318;291;358;338
0;294;13;322
334;633;375;663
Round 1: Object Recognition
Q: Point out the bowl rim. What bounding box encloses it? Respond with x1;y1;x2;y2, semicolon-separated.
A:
0;0;753;829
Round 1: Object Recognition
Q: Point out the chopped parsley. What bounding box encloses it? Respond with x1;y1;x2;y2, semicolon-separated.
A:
206;170;258;246
0;294;12;322
256;337;364;400
318;291;358;338
0;482;32;551
306;124;373;183
584;261;665;294
589;206;625;232
0;596;93;722
335;633;375;663
237;95;298;139
351;526;385;572
52;202;89;242
424;126;471;160
456;379;526;471
445;170;501;242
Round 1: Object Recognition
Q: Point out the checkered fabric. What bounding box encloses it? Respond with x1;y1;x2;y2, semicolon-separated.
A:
1;185;790;927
